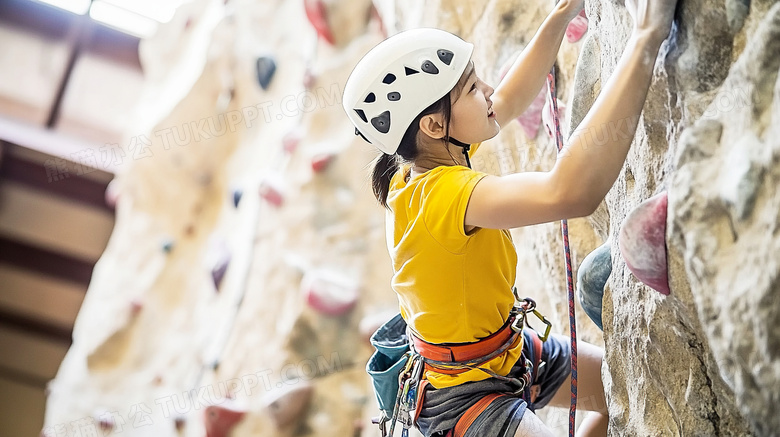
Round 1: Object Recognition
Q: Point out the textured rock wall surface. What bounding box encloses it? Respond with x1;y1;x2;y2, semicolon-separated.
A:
42;0;778;436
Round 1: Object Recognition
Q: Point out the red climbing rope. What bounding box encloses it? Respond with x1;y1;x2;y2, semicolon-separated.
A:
546;66;578;437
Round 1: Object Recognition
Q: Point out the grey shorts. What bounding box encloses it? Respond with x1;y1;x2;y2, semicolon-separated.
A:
415;330;572;437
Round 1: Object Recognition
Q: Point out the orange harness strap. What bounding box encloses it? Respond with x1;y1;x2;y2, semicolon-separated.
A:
452;393;505;437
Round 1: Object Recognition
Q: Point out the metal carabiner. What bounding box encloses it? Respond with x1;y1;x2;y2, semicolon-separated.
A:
530;309;552;342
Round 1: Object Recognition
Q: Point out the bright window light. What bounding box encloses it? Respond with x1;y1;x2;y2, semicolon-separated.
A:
89;1;158;38
34;0;91;15
100;0;181;23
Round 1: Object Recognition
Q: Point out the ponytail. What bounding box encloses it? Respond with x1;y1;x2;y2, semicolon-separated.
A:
372;153;399;209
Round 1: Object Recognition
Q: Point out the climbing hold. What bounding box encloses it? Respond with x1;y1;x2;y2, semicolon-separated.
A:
370;3;387;38
162;238;175;254
282;130;302;154
543;95;566;138
105;178;119;209
130;298;144;317
303;67;316;89
204;401;246;437
517;88;547;138
498;54;548;139
619;191;670;295
302;269;359;316
207;238;231;291
232;188;243;208
311;153;335;173
566;9;589;43
263;382;313;429
303;0;334;45
576;240;612;330
174;416;186;431
259;176;285;207
256;56;277;91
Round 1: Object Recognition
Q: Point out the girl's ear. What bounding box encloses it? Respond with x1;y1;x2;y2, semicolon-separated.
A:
418;114;446;140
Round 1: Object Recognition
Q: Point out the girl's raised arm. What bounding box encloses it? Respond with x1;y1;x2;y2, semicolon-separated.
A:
492;0;583;128
465;0;678;230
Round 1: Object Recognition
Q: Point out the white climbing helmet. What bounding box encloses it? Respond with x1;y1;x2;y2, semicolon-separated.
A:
342;28;474;155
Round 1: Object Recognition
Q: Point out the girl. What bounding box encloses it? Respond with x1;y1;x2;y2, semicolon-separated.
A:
344;0;678;436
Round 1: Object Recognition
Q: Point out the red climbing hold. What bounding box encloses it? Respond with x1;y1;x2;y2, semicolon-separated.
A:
304;0;334;45
311;153;335;173
283;130;302;154
208;238;231;291
263;382;313;429
302;269;359;316
204;401;246;437
619;191;670;295
566;9;589;43
259;177;285;207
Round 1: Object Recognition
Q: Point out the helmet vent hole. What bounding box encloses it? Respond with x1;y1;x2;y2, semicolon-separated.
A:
437;49;454;66
421;60;439;75
354;109;367;123
382;73;396;84
404;66;419;76
387;92;401;101
371;111;391;134
364;93;376;103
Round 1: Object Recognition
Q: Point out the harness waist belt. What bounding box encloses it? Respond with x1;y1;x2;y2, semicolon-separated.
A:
410;314;519;364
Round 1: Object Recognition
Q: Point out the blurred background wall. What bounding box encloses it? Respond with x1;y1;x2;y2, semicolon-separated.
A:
1;0;779;437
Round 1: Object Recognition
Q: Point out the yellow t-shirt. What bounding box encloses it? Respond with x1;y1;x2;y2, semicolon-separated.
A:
385;145;523;389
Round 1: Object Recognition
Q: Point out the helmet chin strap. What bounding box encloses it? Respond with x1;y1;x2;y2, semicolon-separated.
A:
448;137;472;169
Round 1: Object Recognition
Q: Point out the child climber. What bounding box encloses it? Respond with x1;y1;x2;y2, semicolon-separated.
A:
343;0;678;435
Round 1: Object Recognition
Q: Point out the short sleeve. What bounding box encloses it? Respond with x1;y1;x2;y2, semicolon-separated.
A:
422;166;488;252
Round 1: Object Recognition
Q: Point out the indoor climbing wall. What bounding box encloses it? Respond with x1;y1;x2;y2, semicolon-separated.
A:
42;0;778;436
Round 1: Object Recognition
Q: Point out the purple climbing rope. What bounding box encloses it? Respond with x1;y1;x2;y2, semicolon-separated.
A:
547;67;578;437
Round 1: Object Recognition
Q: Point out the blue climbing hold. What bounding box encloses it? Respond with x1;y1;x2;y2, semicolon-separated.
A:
232;188;243;208
256;56;277;91
576;240;612;330
162;239;175;254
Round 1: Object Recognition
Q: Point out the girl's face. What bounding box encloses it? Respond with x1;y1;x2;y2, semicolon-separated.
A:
448;60;500;144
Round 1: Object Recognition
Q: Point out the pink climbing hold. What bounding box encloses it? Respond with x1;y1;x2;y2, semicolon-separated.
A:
130;298;144;317
566;9;589;43
619;191;671;295
302;269;359;316
283;130;302;154
263;382;313;429
204;401;246;437
311;153;335;173
259;177;285;207
105;179;119;209
304;0;334;45
303;67;316;89
498;53;546;139
517;88;547;139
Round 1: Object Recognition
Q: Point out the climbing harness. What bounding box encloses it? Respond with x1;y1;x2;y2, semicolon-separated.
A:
371;293;552;437
547;59;579;437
